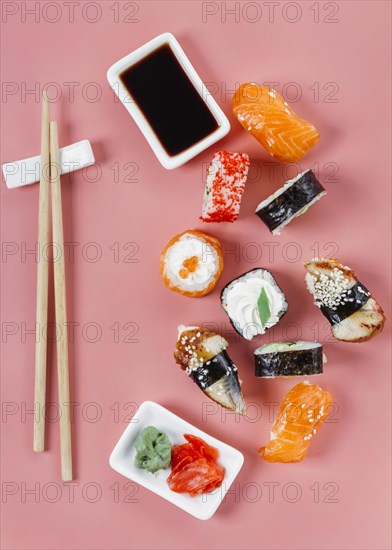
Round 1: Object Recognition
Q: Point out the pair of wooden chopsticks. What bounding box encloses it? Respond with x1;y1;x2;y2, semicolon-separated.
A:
33;91;72;481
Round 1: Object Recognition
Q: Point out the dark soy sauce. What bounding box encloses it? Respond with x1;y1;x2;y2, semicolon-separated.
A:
120;44;219;157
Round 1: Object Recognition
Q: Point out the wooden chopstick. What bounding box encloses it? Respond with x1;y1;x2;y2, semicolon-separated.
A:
50;121;73;481
33;91;50;453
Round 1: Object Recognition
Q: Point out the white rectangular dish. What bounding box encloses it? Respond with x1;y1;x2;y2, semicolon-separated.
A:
107;32;230;170
109;401;244;520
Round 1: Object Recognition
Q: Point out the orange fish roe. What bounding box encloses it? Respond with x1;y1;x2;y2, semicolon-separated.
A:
183;256;199;273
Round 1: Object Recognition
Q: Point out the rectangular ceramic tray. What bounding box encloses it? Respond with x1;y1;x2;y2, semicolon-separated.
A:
107;32;230;170
109;401;244;520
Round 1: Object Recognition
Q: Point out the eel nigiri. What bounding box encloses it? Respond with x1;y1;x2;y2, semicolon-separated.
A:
305;258;385;343
258;381;333;463
174;326;246;414
232;83;319;163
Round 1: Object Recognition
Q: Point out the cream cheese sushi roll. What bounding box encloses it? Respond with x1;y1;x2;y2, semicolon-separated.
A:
254;341;325;378
255;169;326;234
160;230;223;297
305;258;385;343
221;268;288;340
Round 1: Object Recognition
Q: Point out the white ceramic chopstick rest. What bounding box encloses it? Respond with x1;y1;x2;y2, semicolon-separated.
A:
2;139;95;189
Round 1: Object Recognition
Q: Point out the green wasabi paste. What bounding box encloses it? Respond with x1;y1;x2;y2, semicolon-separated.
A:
134;426;172;473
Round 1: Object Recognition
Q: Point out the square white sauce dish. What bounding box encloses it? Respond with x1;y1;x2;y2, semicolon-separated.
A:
109;401;244;520
107;32;230;170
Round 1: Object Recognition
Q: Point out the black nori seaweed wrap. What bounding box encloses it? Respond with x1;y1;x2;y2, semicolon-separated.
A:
190;350;238;389
319;282;371;325
220;268;288;340
255;170;325;232
254;342;323;378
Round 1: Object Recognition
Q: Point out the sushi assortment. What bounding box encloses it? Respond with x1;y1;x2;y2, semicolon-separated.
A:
305;258;385;343
254;341;325;378
258;382;333;463
156;79;385;478
200;150;250;223
121;57;385;514
160;230;223;297
174;326;245;414
232;83;320;162
221;268;288;340
255;169;326;234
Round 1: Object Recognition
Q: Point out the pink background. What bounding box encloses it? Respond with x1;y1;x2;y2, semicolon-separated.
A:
1;1;391;549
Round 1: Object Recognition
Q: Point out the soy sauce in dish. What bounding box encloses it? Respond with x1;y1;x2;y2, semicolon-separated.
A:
119;44;219;157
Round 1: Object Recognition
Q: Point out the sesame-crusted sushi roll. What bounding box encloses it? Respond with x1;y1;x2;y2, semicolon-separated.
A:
254;342;325;378
221;268;288;340
174;326;246;414
160;230;223;298
255;169;326;234
305;258;385;343
200;151;250;223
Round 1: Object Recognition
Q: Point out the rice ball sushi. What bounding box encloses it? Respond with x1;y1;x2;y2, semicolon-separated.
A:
255;169;326;234
200;150;250;223
305;258;385;342
160;230;223;297
221;268;288;340
254;341;325;378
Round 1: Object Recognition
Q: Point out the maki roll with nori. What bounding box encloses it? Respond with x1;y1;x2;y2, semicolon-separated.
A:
255;169;326;234
254;341;325;378
221;268;288;340
174;326;246;414
305;258;385;343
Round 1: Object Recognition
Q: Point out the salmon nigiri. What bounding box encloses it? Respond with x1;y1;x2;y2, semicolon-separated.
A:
258;382;332;463
232;83;319;163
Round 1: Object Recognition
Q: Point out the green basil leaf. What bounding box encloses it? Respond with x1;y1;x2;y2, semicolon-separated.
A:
257;287;271;328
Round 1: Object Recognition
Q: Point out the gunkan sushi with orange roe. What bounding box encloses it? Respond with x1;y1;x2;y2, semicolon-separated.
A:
160;230;224;297
258;381;333;463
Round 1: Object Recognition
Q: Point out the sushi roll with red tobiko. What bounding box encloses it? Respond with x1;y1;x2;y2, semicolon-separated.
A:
200;151;250;223
221;268;288;340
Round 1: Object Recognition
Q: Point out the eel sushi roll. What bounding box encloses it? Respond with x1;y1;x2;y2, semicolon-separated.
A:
305;258;385;343
254;341;325;378
221;268;288;340
174;326;246;414
200;150;250;223
255;169;326;234
160;230;223;297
